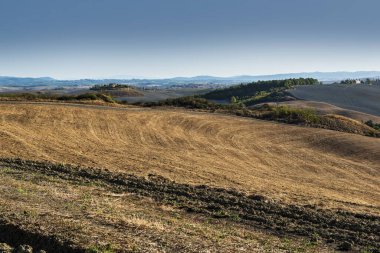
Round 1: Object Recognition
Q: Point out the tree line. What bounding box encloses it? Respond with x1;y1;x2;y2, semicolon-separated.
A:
202;78;319;100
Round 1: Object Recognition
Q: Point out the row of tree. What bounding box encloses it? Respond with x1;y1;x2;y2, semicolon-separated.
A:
202;78;319;100
340;78;374;85
90;83;134;91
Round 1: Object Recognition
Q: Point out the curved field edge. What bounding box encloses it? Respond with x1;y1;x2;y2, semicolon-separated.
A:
1;158;379;252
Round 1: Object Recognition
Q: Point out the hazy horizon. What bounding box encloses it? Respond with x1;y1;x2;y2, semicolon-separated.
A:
1;0;380;79
2;70;380;81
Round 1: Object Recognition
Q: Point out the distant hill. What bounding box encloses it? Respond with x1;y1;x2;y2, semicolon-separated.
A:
226;71;380;82
202;78;319;105
1;71;380;88
0;76;56;86
289;84;380;117
0;76;102;87
126;71;380;84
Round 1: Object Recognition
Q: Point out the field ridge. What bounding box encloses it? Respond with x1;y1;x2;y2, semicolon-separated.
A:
1;158;379;252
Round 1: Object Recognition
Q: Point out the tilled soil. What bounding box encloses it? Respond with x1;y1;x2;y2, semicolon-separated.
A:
0;158;379;252
0;218;83;253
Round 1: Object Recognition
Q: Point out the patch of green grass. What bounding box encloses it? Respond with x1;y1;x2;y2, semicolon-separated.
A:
365;120;380;131
86;244;116;253
264;105;321;124
17;187;28;195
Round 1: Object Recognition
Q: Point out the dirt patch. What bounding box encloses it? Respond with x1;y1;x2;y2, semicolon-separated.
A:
1;158;379;252
0;218;84;253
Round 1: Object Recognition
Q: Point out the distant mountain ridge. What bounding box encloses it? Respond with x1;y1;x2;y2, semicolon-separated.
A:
1;71;380;87
142;71;380;81
173;71;380;82
230;71;380;82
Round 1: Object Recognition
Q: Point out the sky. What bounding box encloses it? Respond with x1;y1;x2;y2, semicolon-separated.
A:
0;0;379;79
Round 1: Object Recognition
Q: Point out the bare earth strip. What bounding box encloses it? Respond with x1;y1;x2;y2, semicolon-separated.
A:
0;103;379;215
0;159;335;253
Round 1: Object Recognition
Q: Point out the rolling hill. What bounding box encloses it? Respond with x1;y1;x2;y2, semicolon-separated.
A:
289;84;380;117
0;102;379;252
2;71;380;88
0;102;379;214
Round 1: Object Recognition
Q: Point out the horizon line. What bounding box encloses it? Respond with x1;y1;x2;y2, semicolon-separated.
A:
1;70;380;81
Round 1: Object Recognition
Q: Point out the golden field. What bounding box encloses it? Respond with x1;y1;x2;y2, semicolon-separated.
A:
1;102;379;214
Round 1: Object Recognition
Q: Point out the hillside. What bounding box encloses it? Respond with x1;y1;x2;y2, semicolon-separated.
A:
202;78;319;104
1;102;379;213
289;84;380;117
0;102;379;252
267;100;380;123
90;83;143;97
3;158;374;252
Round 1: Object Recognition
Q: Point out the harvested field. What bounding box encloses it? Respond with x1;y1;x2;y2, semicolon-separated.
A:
0;102;379;216
1;158;378;252
0;159;336;253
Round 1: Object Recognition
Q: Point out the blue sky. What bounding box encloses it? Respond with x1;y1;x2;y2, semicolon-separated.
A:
0;0;379;79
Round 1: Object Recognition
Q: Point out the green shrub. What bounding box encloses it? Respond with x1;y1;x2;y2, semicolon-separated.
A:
266;106;320;124
141;96;224;110
365;120;380;131
90;83;134;91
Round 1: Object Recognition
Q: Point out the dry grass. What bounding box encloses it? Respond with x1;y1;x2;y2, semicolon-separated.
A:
0;102;379;215
0;167;331;252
